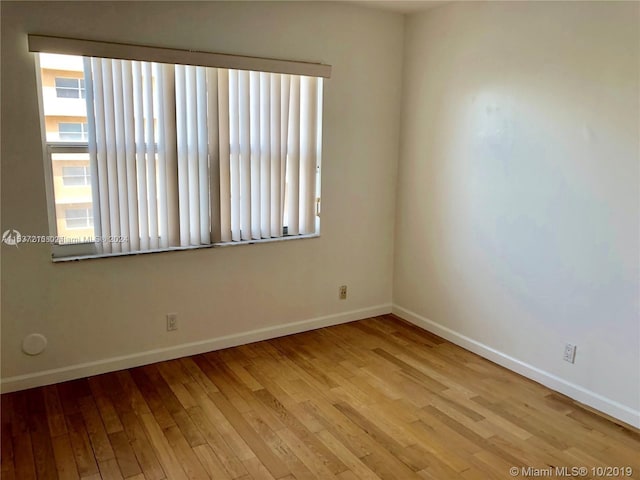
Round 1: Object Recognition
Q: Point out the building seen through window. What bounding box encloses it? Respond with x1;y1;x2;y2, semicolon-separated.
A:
40;53;93;242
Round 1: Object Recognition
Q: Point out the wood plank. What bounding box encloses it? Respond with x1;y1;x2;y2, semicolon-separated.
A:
118;411;166;480
208;389;291;479
87;376;124;435
109;430;142;478
260;389;346;470
333;401;429;472
97;458;124;479
26;389;58;480
187;404;248;478
78;396;115;462
162;425;211;480
43;385;68;437
125;475;147;480
13;433;37;480
10;391;31;437
129;368;176;430
51;434;80;480
101;379;165;480
66;412;100;478
1;413;16;480
242;409;315;480
316;429;379;480
193;444;232;480
138;412;189;480
171;408;207;448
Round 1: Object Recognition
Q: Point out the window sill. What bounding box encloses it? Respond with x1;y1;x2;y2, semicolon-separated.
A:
51;233;320;263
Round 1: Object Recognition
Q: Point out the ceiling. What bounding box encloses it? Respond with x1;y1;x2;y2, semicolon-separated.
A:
347;0;448;14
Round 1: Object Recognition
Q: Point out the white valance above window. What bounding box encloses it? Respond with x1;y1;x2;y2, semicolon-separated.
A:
28;35;332;78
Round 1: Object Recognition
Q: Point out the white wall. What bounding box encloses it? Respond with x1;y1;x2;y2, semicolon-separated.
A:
394;1;640;426
0;1;403;388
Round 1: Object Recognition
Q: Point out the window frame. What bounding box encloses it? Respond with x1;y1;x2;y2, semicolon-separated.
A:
64;206;94;229
54;76;85;99
42;143;321;262
34;42;327;262
61;165;91;186
58;122;89;142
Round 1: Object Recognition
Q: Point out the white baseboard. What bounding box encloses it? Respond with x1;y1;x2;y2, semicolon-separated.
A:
392;304;640;429
1;304;392;394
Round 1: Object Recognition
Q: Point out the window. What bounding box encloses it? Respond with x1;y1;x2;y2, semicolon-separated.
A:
58;122;88;142
62;166;91;186
65;207;93;229
32;36;330;259
55;77;85;98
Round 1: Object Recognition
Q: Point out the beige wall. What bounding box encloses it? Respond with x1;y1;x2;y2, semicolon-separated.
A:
1;1;402;381
394;1;639;424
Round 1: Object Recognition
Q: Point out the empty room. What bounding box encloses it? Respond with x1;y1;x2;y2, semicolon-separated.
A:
1;1;638;479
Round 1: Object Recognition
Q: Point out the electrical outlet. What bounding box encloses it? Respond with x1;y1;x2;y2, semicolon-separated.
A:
339;285;347;300
167;313;178;332
563;343;576;363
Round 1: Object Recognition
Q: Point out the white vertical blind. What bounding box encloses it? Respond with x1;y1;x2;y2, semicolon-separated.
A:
239;71;251;241
175;65;189;247
185;66;200;245
217;69;231;243
228;69;241;242
90;58;112;253
121;61;139;252
286;75;301;236
269;74;281;238
259;72;271;238
279;75;291;235
82;58;103;250
111;60;128;253
142;62;158;250
207;68;221;243
85;57;323;254
299;76;319;235
154;63;171;249
196;67;209;245
102;59;121;254
315;78;324;234
250;71;261;240
131;62;147;251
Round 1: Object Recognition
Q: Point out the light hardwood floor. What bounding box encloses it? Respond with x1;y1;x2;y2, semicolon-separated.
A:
2;315;639;479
